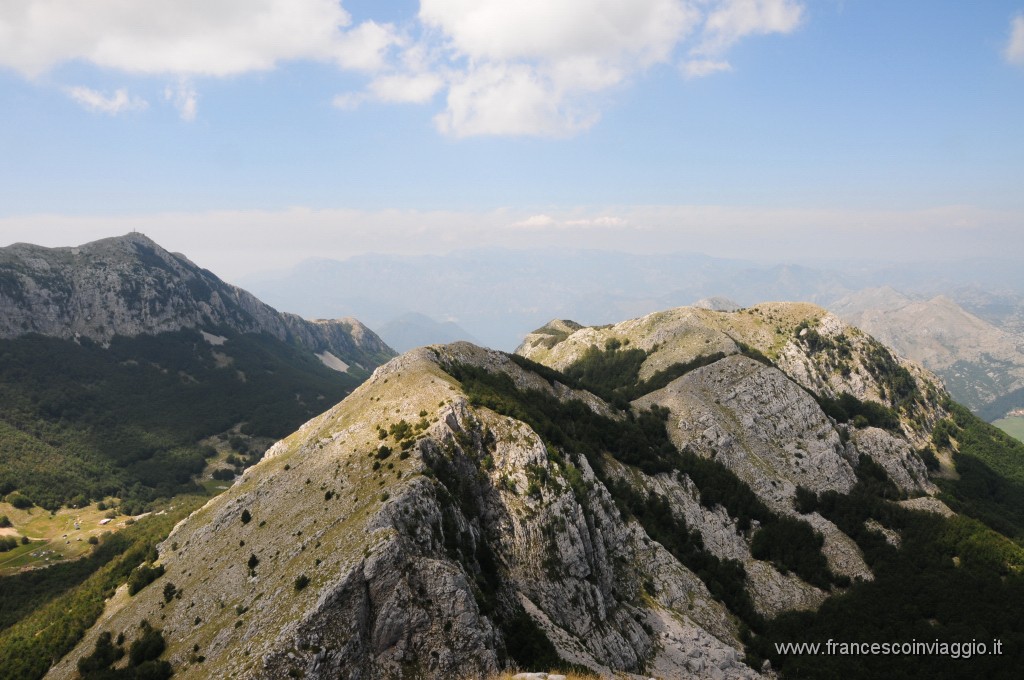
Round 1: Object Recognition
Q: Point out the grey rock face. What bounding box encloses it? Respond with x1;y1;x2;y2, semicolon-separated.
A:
637;356;858;508
850;427;935;496
0;233;393;369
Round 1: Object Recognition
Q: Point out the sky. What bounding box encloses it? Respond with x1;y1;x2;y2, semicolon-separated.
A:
1;1;1023;281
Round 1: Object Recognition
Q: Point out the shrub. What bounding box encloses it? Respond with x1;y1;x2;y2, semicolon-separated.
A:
129;625;166;666
127;563;165;596
294;574;310;591
794;485;818;514
6;492;33;509
77;631;123;675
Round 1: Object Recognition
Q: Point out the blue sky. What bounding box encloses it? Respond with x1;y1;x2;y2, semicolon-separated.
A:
1;1;1023;279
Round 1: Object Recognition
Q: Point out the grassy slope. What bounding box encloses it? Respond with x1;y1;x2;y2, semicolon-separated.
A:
994;416;1024;443
0;496;207;680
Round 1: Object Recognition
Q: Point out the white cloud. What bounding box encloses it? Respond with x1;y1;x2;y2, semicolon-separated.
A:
0;0;393;77
681;59;733;78
65;86;148;114
436;63;596;137
411;0;806;136
1007;14;1024;65
511;214;628;229
696;0;804;55
2;0;806;137
418;0;696;64
164;81;198;121
417;0;700;136
334;21;400;72
564;216;628;227
334;71;444;110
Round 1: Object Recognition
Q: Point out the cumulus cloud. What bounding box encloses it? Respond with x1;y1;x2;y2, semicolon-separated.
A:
0;0;393;77
0;0;396;121
334;71;444;110
411;0;805;136
417;0;699;136
418;0;695;64
1007;13;1024;65
334;21;401;72
65;86;148;114
436;63;598;137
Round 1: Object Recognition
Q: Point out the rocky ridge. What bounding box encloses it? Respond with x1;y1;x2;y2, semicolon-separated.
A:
48;304;956;679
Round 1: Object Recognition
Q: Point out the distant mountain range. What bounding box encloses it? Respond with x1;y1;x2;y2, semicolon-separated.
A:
375;311;479;353
831;288;1024;419
242;250;1024;351
242;249;1024;419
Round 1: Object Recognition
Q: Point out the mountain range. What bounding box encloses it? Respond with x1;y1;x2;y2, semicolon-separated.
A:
242;249;1024;421
240;249;1024;350
24;303;1024;678
1;235;1023;679
375;312;480;354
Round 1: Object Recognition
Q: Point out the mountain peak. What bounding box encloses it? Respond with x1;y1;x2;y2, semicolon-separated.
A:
103;230;159;246
0;233;394;369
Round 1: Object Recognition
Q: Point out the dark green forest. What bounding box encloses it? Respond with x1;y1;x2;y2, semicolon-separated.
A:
934;402;1024;542
0;329;361;510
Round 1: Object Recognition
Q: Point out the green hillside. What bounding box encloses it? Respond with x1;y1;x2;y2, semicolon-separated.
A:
0;328;362;511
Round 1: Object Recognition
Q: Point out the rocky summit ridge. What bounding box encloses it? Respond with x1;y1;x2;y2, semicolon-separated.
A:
47;303;974;679
0;233;392;370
